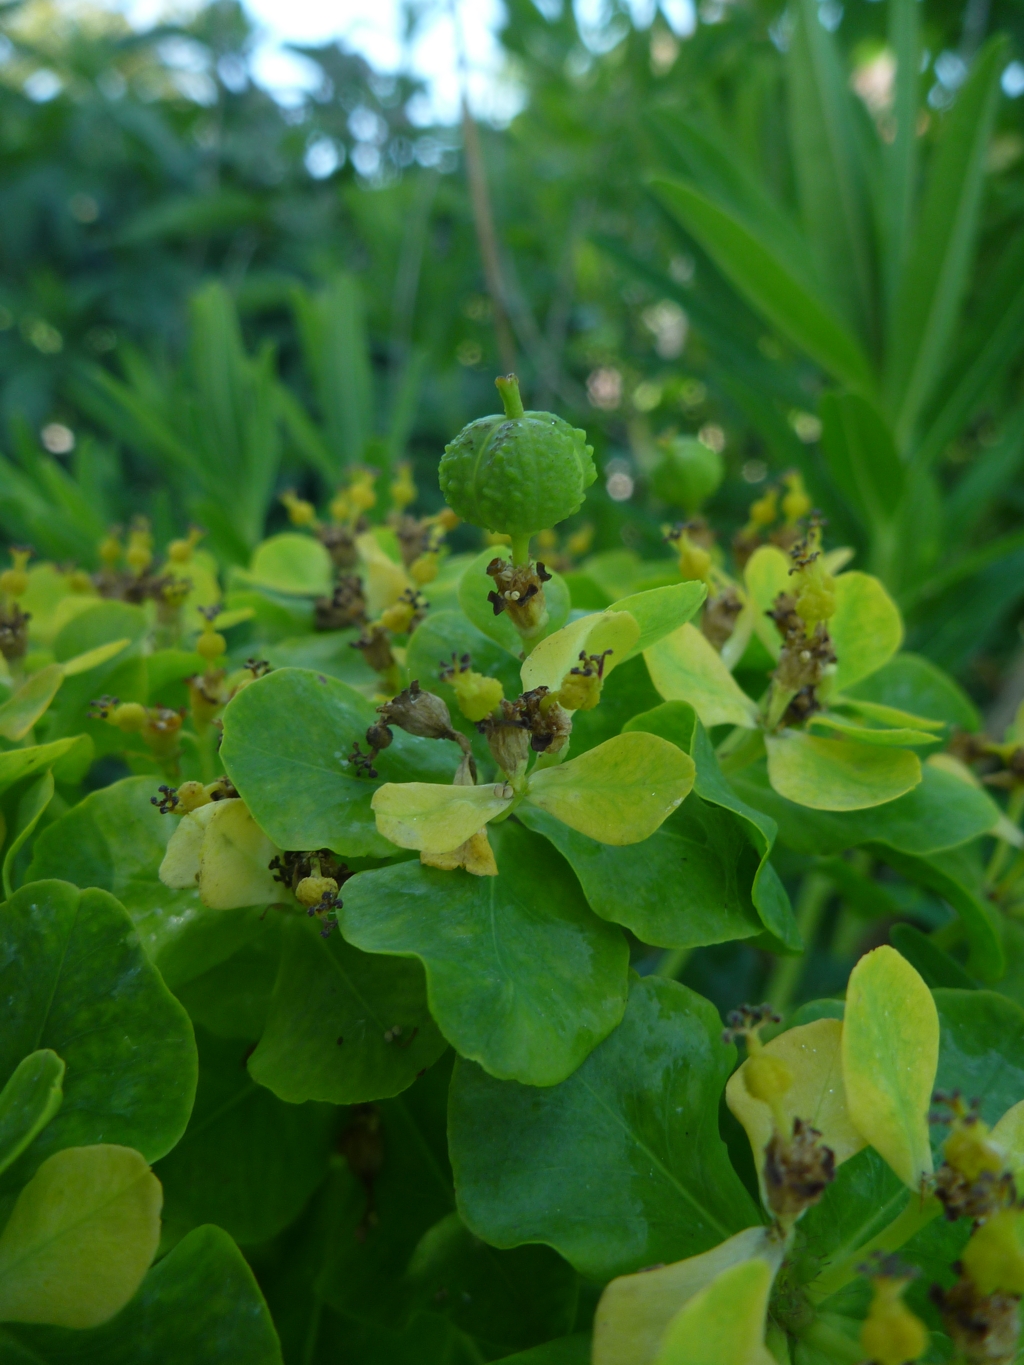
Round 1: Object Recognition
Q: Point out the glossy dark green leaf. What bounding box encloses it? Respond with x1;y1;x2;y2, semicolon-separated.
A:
0;1224;282;1364
730;760;998;857
0;1052;64;1178
247;914;446;1103
263;630;379;690
625;702;800;950
341;820;628;1085
316;1059;455;1326
845;653;979;732
154;1026;336;1247
0;880;197;1190
220;667;457;857
407;1212;577;1356
26;777;266;989
518;801;762;949
492;1338;590;1365
449;975;761;1280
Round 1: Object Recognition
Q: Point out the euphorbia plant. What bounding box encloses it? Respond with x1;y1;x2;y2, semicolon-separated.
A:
1;375;1022;1363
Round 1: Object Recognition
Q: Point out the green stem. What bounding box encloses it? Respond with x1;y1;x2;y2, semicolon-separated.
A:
807;1195;941;1304
765;872;832;1015
795;1317;863;1364
986;787;1024;887
655;946;692;981
510;533;532;567
495;373;524;418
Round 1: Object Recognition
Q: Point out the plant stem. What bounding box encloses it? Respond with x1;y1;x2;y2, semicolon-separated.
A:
807;1195;942;1304
765;872;832;1015
796;1316;863;1363
655;946;692;980
986;787;1024;886
510;533;531;567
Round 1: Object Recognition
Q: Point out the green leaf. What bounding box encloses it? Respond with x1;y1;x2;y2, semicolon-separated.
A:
0;881;197;1187
0;666;64;742
45;601;148;747
624;702;800;950
867;844;1004;982
3;770;54;899
517;800;763;950
458;548;571;654
173;927;283;1040
60;638;133;677
819;394;904;542
407;1212;578;1357
293;272;373;471
247;915;447;1103
655;1257;774;1365
644;624;758;729
842;946;939;1188
26;777;266;990
594;1226;780;1365
187;799;281;910
829;571;904;695
341;821;627;1085
787;0;875;343
0;739;81;801
0;1223;283;1363
154;1026;336;1247
806;713;940;747
844;652;979;731
765;730;921;811
526;732;695;845
372;781;513;853
650;178;874;392
449;975;760;1280
0;1145;161;1329
888;924;976;991
885;37;1007;444
730;759;1000;857
406;609;523;708
248;532;333;597
933;989;1024;1125
220;668;457;857
829;698;944;733
613;581;708;659
0;1052;64;1178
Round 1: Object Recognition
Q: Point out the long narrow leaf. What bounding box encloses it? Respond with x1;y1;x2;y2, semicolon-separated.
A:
820;393;904;577
651;177;875;393
943;402;1024;539
885;37;1006;447
882;0;920;318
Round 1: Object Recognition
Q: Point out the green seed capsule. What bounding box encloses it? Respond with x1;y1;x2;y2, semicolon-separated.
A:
439;375;596;545
650;435;723;513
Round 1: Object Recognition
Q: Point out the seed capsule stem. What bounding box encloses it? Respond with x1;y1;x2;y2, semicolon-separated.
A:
495;373;525;419
510;533;532;567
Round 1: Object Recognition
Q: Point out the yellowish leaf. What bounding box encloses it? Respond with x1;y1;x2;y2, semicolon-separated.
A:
526;731;694;845
594;1227;781;1365
992;1099;1024;1188
158;801;220;889
645;624;758;730
60;637;132;676
372;781;513;853
0;1144;161;1329
829;572;903;694
842;946;938;1189
357;531;413;616
743;545;791;661
420;828;498;876
198;798;281;909
765;730;921;811
726;1019;865;1206
521;610;639;696
655;1257;775;1365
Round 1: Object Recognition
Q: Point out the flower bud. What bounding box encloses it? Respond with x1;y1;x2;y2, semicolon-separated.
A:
281;490;318;527
861;1269;928;1365
177;780;211;812
295;874;339;909
410;551;439;585
744;1053;794;1105
962;1211;1024;1296
111;701;148;733
439;374;596;535
781;470;811;524
442;654;504;723
0;548;31;599
197;625;227;662
556;649;612;713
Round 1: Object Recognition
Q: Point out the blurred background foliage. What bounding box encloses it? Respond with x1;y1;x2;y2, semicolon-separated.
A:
0;0;1023;709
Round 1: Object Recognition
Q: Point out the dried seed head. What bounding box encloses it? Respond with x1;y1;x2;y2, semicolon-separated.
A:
763;1117;836;1221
